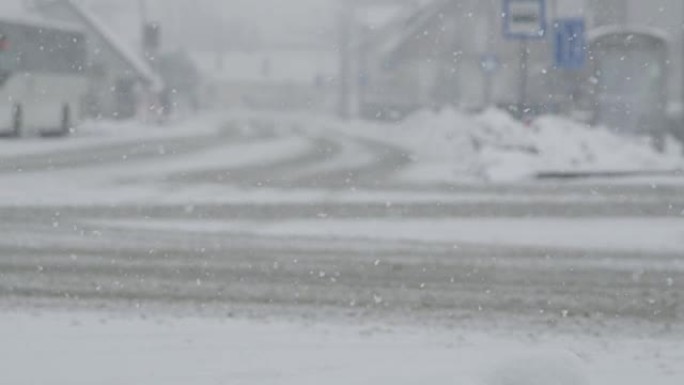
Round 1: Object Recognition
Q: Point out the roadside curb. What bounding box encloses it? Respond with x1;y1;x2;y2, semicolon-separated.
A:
535;169;684;180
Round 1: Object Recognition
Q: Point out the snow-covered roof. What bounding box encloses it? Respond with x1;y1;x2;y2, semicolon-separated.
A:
64;2;163;90
191;50;337;85
367;0;452;57
0;0;82;33
357;5;406;31
34;0;162;90
588;25;671;44
0;13;83;33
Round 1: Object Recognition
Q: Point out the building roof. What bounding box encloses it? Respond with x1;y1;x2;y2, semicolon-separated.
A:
363;0;451;57
0;12;83;33
588;24;671;44
0;0;81;31
35;0;162;89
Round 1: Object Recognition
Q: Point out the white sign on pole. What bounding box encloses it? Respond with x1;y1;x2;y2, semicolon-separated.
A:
503;0;546;39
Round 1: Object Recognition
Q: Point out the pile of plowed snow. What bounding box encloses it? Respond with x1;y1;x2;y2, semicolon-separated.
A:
375;108;684;181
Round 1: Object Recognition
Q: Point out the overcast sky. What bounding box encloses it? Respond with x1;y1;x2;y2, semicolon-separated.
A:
2;0;681;53
0;0;341;49
82;0;340;50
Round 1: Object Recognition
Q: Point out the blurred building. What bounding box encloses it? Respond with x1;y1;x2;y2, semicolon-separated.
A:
190;50;337;112
358;0;684;124
358;0;550;118
31;0;162;119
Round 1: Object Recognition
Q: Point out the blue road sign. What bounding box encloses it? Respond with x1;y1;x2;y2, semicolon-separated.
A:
503;0;546;40
554;18;586;69
480;53;500;74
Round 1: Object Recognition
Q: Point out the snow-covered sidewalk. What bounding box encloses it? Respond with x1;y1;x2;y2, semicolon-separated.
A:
0;115;224;159
1;310;681;385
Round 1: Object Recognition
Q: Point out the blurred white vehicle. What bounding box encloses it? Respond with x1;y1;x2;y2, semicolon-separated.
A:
0;15;87;137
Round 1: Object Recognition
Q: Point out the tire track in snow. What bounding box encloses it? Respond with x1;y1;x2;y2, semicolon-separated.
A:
168;137;344;187
0;120;276;174
289;137;412;189
0;224;681;322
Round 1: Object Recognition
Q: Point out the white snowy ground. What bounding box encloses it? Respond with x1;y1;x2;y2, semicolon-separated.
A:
0;114;222;157
1;310;681;385
5;109;681;254
0;109;682;207
1;111;683;384
92;216;684;255
345;108;684;183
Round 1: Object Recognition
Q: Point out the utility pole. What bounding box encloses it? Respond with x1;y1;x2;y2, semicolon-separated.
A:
504;0;545;119
483;0;496;107
681;0;684;128
548;0;560;113
138;0;150;60
337;2;358;120
518;40;529;117
139;0;161;65
138;0;149;24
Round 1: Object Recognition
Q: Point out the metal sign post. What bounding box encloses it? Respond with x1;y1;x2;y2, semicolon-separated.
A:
338;3;359;120
503;0;546;117
480;53;500;107
518;41;529;116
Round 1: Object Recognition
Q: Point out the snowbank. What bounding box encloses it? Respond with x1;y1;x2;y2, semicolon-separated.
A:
367;108;684;182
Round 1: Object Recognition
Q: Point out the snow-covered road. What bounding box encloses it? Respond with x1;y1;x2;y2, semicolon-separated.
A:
0;111;682;384
0;112;681;319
